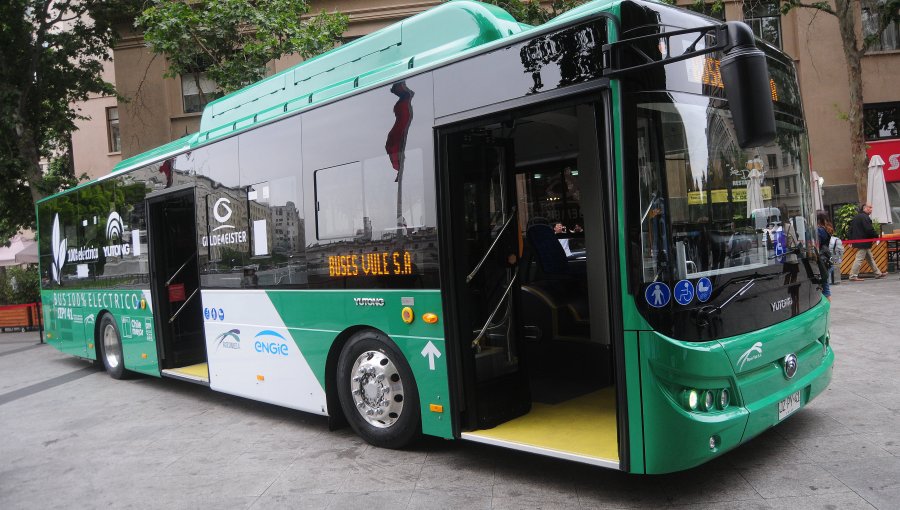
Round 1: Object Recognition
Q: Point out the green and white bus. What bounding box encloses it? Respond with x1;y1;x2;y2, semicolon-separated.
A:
37;0;833;473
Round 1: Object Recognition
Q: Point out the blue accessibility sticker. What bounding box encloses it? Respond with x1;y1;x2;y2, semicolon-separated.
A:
645;282;671;308
696;277;713;303
674;279;695;306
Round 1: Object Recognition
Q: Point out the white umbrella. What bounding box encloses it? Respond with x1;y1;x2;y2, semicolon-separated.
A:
0;235;37;266
867;155;893;224
746;166;764;218
811;171;824;212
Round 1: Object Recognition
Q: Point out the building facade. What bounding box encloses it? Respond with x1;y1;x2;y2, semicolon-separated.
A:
78;0;898;219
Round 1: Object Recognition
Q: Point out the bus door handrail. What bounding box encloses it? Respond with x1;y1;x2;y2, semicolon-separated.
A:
472;267;518;350
466;206;517;284
169;287;199;324
166;252;197;286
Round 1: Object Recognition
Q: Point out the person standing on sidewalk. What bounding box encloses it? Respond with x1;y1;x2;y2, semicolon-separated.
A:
848;202;886;281
816;211;835;300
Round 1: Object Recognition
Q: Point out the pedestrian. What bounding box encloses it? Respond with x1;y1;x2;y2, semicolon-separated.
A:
816;211;834;300
848;202;886;281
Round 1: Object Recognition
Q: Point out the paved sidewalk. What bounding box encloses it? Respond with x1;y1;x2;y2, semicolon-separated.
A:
1;278;899;509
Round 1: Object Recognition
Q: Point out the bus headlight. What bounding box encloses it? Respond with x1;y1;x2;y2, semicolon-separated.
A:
700;390;715;411
717;388;730;409
682;389;699;411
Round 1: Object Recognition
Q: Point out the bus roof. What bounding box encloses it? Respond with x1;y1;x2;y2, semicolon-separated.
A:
64;0;638;193
112;0;527;175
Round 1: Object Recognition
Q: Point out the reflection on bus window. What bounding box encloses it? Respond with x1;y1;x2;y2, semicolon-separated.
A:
636;92;813;281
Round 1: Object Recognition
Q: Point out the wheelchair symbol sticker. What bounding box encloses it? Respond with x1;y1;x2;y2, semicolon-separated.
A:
645;282;671;308
696;277;713;303
674;280;694;306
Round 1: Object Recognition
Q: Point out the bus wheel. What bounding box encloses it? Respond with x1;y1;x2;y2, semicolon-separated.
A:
99;314;126;380
337;331;420;449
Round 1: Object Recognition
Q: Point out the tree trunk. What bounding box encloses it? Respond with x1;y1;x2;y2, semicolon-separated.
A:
15;123;47;205
834;0;868;202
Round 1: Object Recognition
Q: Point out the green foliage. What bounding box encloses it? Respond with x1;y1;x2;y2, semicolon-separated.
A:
0;266;40;305
0;0;134;241
834;203;858;239
479;0;590;25
137;0;349;95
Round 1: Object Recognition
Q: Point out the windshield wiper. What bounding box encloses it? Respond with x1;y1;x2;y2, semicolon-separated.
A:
695;273;780;327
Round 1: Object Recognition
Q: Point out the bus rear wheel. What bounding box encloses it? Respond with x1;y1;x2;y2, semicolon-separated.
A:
99;314;127;380
337;331;420;449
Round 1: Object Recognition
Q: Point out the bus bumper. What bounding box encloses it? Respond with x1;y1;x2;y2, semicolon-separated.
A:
636;301;833;474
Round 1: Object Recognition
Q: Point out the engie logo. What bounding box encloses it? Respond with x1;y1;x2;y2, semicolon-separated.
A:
51;214;68;284
254;330;290;357
212;198;234;230
215;329;241;351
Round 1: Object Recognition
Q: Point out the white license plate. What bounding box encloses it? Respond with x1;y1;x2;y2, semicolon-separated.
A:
778;390;802;420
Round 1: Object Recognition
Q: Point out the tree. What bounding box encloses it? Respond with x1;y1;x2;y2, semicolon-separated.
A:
136;0;349;97
0;1;135;242
481;0;590;25
778;0;899;201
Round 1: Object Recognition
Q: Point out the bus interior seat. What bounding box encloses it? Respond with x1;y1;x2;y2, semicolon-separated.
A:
520;224;589;343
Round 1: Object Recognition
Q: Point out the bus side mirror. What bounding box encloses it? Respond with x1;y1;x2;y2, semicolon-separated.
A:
720;22;777;149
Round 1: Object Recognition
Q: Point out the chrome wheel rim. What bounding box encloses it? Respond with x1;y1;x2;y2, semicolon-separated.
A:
349;350;404;428
103;323;121;369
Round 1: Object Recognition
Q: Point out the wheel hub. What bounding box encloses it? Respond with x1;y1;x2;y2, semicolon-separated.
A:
349;350;404;428
103;323;121;369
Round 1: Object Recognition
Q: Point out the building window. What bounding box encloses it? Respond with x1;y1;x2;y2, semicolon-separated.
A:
743;1;782;49
767;153;778;169
862;0;900;51
106;107;120;153
181;72;219;114
864;102;900;141
686;2;725;20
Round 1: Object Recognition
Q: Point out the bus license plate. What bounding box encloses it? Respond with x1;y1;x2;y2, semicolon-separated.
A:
778;390;801;420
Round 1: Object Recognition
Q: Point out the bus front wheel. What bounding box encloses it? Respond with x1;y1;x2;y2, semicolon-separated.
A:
336;331;420;449
99;314;127;380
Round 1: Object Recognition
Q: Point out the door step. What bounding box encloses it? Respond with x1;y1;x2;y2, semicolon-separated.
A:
462;388;619;468
161;363;210;385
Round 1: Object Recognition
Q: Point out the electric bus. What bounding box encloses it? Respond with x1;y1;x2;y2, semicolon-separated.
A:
37;0;833;473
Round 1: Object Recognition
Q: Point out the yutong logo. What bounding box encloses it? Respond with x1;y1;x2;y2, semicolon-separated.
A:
102;211;132;257
254;330;290;356
215;329;241;351
771;297;793;312
202;197;248;247
737;341;763;370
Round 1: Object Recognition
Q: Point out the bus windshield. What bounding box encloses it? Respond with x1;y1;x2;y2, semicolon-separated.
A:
633;91;814;284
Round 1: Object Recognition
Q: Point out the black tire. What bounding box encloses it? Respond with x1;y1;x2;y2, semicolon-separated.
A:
336;330;421;449
98;314;127;379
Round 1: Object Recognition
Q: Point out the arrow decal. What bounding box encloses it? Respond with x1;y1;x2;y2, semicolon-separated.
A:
421;341;441;371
